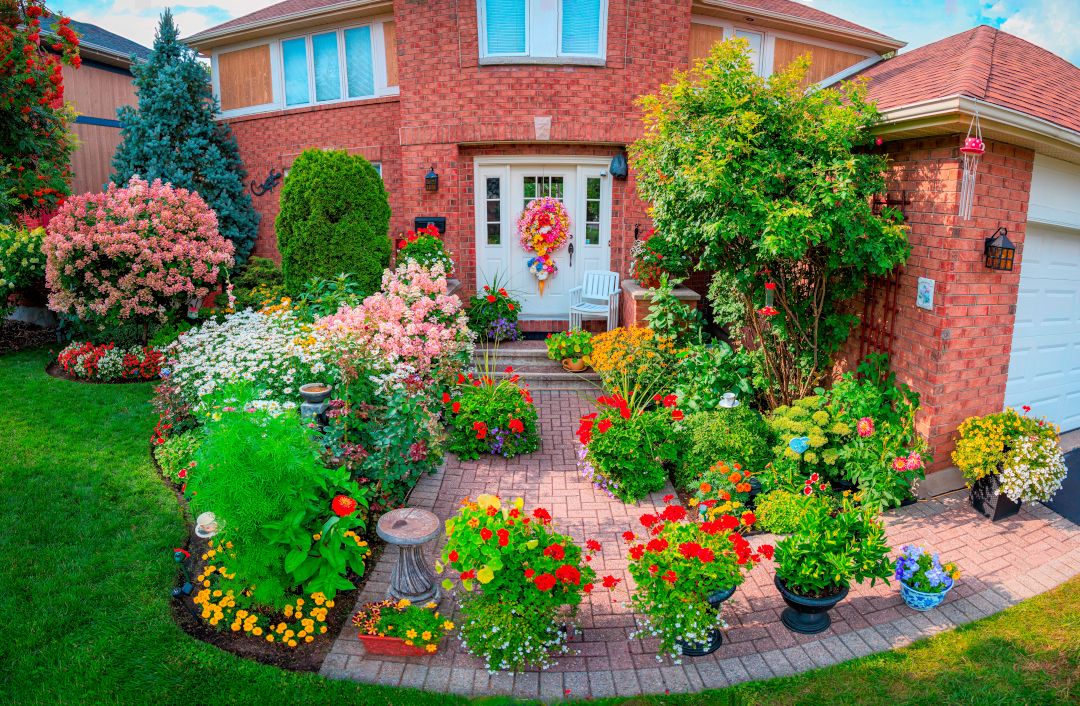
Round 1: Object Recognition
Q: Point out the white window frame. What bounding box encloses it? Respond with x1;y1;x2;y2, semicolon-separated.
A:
477;0;608;65
212;14;398;120
688;15;877;78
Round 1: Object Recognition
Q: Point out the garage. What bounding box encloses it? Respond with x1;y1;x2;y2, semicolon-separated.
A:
1004;156;1080;432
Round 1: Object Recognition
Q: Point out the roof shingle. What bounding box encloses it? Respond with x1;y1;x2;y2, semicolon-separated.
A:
718;0;893;39
186;0;357;40
860;25;1080;135
63;20;151;61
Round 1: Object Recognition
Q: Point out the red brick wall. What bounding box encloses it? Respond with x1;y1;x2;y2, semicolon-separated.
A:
836;135;1033;473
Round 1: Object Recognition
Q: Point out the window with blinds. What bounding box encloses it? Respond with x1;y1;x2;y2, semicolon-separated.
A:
480;0;606;59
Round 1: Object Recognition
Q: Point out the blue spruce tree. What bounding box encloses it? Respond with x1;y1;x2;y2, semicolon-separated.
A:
112;9;259;264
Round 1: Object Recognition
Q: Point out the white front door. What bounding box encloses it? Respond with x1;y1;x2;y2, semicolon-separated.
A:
475;160;612;319
1004;223;1080;432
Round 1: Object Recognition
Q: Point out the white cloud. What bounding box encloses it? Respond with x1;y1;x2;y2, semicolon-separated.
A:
70;8;214;48
998;0;1080;63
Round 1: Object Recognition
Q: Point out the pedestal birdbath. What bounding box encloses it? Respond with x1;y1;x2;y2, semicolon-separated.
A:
376;507;441;604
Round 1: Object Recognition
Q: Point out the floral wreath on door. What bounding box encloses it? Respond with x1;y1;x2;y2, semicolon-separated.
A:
517;196;570;296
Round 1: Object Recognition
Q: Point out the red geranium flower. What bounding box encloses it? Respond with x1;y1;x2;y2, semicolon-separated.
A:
460;570;476;580
648;565;659;574
601;575;622;588
758;544;774;560
480;527;493;541
622;531;636;541
597;419;612;433
629;544;645;560
660;504;686;522
663;494;674;503
452;402;461;413
697;548;715;564
661;570;678;584
534;573;557;591
487;295;497;303
554;564;581;585
473;421;488;439
678;542;702;559
509;418;525;433
533;508;552;524
442;392;451;403
639;514;658;528
582;582;594;593
332;495;357;517
663;394;678;408
741;512;756;526
671;409;684;421
718;514;740;531
645;538;669;553
543;543;565;560
586;539;602;552
524;568;535;578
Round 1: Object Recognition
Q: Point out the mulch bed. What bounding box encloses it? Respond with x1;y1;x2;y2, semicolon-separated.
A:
151;439;385;672
45;360;157;385
0;319;55;353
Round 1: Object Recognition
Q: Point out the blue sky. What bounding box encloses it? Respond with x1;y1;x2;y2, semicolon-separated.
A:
50;0;1080;66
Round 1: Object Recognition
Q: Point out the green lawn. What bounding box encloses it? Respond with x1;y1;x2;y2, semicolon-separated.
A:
1;346;1077;706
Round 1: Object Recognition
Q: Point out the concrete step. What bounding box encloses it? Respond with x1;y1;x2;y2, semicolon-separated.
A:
471;348;601;391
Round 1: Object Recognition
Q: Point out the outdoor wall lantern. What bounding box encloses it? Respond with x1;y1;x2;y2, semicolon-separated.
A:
425;166;439;192
609;153;628;180
984;227;1015;271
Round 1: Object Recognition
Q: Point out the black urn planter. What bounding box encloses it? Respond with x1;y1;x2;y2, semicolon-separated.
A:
775;575;849;635
675;585;736;656
970;473;1021;522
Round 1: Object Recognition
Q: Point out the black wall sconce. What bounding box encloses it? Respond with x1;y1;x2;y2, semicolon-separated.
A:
609;153;628;180
984;227;1015;271
425;166;439;192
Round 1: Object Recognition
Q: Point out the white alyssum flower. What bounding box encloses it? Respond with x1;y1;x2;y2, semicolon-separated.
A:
999;435;1067;503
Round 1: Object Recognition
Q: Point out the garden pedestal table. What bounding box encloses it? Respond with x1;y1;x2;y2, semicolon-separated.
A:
377;507;441;604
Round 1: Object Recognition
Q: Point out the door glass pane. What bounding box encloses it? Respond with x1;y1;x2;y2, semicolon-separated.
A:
523;176;564;210
550;176;563;198
486;177;501;245
735;30;762;73
282;38;310;106
561;0;601;55
584;176;600;245
313;32;341;101
485;0;527;54
344;26;375;98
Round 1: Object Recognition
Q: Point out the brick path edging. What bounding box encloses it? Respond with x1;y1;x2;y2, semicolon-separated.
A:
319;392;1080;700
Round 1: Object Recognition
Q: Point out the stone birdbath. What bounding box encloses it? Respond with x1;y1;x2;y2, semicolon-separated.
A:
376;507;441;604
299;383;332;423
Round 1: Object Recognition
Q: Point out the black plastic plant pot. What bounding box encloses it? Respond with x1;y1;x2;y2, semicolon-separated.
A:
970;473;1021;522
775;575;849;635
675;585;736;657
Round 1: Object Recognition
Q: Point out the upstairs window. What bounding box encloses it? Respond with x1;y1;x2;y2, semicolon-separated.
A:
479;0;606;61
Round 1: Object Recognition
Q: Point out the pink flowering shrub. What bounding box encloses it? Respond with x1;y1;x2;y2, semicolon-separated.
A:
317;261;474;380
43;176;235;333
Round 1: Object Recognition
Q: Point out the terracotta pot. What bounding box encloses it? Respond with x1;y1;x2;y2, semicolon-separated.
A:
358;634;431;656
562;358;587;372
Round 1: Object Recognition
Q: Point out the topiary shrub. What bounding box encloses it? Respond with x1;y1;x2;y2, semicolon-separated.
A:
275;149;390;295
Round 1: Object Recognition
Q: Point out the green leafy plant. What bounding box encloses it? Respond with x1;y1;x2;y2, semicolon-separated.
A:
152;430;201;482
578;392;683;503
767;395;847;477
753;489;809;534
446;367;539;460
262;479;371;601
231;256;286;311
545;329;592;361
629;233;690;286
774;495;892;597
149;317;193;348
439;495;610;671
292;272;366;322
690;461;757;519
275;148;390;295
467;273;521;341
621;496;772;660
633;39;910;406
396;223;454;275
0;225;45;319
672;342;753;413
644;275;708;349
352;598;453;653
678;405;770;488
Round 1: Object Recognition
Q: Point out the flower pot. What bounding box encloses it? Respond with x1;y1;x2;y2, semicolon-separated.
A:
562;358;587;372
299;383;333;404
969;473;1021;522
358;634;431;656
675;585;736;657
899;578;953;612
774;575;849;635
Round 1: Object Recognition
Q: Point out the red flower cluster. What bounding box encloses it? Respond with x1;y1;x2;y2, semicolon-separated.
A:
473;421;487;439
532;507;552;524
577;412;598;444
508;418;525;433
597;394;632;420
542;543;565;561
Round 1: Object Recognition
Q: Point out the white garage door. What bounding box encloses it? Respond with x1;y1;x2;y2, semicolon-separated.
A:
1004;223;1080;431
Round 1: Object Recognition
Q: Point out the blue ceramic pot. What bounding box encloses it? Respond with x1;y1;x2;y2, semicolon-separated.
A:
899;578;953;611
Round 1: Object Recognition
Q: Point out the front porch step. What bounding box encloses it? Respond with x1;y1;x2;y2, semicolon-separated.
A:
470;345;601;391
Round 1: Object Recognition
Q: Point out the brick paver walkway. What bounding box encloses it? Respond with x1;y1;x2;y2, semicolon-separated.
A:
321;391;1080;698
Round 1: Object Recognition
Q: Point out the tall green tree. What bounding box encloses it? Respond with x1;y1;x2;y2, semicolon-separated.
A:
631;39;910;406
111;9;258;263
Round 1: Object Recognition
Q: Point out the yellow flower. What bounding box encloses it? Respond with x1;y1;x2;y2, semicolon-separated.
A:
284;630;294;639
277;622;286;633
296;599;305;606
467;517;480;528
421;631;432;641
305;636;314;642
295;611;303;619
442;621;454;631
476;494;501;511
231;623;241;632
325;601;334;608
312;534;321;541
397;599;411;609
266;635;274;642
426;644;437;653
212;590;222;597
404;640;414;646
425;601;437;609
406;629;418;639
320;626;327;634
288;640;297;647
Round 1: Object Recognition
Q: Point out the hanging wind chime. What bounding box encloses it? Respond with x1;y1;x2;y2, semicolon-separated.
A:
959;101;986;221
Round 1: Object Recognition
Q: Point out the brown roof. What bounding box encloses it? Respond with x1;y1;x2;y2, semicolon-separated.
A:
189;0;895;43
186;0;357;39
719;0;893;39
860;25;1080;135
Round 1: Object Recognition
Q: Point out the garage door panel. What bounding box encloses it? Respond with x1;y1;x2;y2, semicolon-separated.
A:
1005;223;1080;431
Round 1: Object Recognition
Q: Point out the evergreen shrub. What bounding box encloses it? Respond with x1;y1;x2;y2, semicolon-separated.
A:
275;149;390;295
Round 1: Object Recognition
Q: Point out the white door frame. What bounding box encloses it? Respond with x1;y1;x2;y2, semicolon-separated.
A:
473;156;614;319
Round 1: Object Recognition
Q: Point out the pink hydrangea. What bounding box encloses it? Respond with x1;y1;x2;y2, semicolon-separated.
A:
317;261;474;378
43;176;234;326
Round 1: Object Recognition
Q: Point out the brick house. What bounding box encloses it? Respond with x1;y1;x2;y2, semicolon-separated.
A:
182;0;901;332
184;4;1080;490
